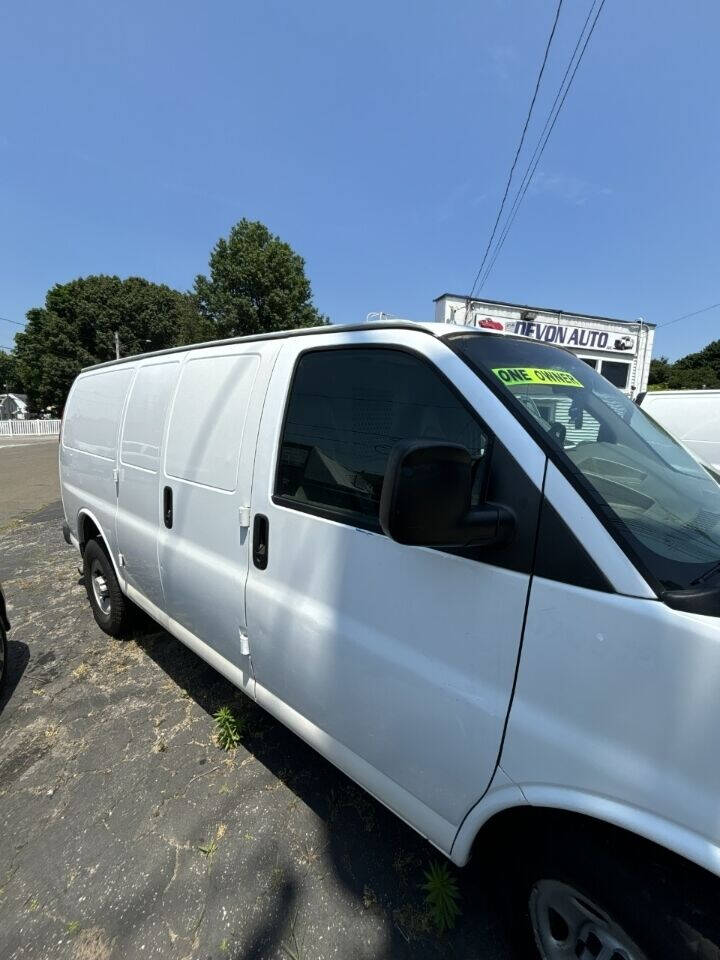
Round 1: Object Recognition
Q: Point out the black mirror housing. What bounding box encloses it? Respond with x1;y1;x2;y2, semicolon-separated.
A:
379;441;514;548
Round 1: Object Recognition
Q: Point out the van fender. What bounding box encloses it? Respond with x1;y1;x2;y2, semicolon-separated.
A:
451;776;720;880
449;767;527;865
76;508;126;591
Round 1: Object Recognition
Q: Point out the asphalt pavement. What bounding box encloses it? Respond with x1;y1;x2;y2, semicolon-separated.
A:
0;456;512;959
0;436;60;528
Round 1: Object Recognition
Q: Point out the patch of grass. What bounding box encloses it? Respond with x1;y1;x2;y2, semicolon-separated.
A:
198;839;218;859
214;706;245;751
66;920;81;936
422;861;461;933
219;937;230;955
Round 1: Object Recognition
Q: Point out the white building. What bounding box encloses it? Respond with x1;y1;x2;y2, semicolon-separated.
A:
0;393;28;420
434;294;655;396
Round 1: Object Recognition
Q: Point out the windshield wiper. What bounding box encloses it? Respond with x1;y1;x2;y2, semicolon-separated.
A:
691;560;720;586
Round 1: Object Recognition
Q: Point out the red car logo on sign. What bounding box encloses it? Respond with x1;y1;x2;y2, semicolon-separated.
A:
477;317;504;331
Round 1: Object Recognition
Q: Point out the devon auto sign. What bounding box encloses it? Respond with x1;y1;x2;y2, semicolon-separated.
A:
472;315;637;354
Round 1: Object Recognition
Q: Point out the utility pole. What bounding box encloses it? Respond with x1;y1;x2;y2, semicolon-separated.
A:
114;331;120;360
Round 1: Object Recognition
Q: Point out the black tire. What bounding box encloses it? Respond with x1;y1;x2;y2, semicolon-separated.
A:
0;625;7;698
83;538;128;637
508;816;720;960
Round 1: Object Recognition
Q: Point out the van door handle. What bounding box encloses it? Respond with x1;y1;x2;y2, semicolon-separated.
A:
163;486;173;529
253;514;268;569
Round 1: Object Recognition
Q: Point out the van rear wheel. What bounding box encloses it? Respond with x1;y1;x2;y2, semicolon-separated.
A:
508;818;720;960
84;538;127;637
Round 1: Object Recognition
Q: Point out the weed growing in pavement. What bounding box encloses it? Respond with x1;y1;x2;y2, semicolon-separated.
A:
422;861;461;933
198;838;218;858
66;920;81;936
214;706;245;750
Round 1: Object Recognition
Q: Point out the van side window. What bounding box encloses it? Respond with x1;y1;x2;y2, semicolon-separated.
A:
275;348;489;529
121;362;179;472
165;353;260;491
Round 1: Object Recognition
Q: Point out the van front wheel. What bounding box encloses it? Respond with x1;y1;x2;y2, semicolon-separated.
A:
84;539;127;637
510;818;720;960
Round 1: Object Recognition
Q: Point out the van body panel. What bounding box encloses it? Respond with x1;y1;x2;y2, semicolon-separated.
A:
450;765;528;865
158;342;280;670
502;575;720;875
255;681;458;853
126;582;254;697
61;366;136;560
641;389;720;472
246;329;542;841
116;359;180;609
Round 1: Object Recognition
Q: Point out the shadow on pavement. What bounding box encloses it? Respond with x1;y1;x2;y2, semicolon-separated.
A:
132;614;511;960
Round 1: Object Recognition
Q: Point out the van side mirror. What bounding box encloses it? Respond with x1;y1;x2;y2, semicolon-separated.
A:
379;441;515;548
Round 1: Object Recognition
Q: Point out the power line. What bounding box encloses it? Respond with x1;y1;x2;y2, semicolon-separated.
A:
468;0;565;298
0;316;24;327
658;302;720;328
479;0;602;289
478;0;607;291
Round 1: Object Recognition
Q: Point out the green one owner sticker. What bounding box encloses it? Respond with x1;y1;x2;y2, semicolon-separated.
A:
492;367;584;388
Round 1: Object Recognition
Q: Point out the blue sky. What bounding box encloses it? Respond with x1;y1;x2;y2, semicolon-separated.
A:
1;0;718;360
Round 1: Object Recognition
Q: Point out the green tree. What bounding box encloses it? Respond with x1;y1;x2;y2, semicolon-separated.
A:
14;276;205;414
668;364;720;390
673;339;720;374
648;356;671;388
0;351;22;393
194;219;328;338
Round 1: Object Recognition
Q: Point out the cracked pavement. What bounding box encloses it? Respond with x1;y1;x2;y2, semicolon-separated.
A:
0;500;510;960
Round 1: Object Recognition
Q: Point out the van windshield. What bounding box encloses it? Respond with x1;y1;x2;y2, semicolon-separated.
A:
451;332;720;593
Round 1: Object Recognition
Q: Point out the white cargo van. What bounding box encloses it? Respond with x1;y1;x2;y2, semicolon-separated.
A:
640;389;720;472
60;321;720;958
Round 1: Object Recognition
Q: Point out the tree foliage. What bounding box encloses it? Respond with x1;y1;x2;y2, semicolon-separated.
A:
0;350;22;393
8;220;327;413
13;276;205;414
194;219;327;338
647;341;720;391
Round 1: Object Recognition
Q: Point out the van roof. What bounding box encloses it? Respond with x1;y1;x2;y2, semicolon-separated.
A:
82;320;470;371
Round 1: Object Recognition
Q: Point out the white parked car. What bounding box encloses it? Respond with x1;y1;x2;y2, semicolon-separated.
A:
60;321;720;959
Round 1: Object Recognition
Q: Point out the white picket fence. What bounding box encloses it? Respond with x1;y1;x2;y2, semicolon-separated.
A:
0;419;61;437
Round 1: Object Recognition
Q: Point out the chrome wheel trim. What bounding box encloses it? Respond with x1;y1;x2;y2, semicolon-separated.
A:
90;559;111;616
529;878;648;960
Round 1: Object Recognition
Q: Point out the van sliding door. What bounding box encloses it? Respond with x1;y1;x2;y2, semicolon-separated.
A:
157;342;280;681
